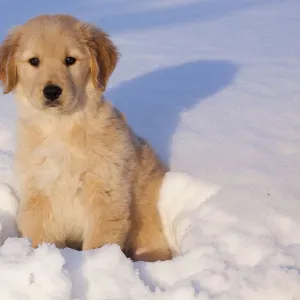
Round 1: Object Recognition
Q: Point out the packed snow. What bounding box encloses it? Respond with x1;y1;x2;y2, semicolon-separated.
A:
0;0;299;299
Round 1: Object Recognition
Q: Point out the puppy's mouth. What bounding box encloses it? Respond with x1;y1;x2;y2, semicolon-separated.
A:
44;99;61;108
42;96;79;114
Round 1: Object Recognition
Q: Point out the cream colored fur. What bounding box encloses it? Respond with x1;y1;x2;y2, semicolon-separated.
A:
0;14;172;262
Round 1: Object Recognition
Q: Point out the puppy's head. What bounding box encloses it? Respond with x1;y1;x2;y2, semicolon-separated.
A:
0;14;118;114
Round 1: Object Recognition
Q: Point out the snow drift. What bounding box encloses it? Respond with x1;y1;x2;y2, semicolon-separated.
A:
0;172;300;299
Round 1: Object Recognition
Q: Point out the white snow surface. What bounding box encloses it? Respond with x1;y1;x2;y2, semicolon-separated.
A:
0;0;300;299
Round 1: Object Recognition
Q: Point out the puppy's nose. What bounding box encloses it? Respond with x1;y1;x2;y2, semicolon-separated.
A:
43;85;62;101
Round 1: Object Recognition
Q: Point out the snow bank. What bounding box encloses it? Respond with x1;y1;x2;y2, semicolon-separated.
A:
0;184;18;246
0;172;299;299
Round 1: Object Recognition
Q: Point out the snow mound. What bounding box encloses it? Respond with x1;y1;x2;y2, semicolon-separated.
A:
0;172;299;299
158;171;221;255
0;183;19;246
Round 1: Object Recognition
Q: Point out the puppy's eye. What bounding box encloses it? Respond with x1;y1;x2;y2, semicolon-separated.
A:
28;57;40;67
65;57;76;66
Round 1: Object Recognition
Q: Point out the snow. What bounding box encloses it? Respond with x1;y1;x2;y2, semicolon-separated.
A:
0;0;300;299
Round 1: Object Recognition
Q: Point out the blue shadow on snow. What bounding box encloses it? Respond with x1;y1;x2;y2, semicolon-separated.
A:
106;60;239;164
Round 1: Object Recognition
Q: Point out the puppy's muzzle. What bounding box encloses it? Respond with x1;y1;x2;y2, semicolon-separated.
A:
43;85;62;106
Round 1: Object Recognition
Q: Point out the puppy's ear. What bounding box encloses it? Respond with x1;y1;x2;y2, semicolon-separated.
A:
78;23;119;91
0;27;20;94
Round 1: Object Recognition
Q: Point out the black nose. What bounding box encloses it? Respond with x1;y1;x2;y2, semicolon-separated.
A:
43;85;62;101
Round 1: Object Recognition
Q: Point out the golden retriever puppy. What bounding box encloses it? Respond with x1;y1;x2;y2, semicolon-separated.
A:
0;14;172;262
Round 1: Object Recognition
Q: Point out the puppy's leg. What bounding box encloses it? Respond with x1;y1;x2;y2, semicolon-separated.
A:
129;223;172;262
129;172;172;262
81;176;131;251
132;247;172;262
17;193;65;249
82;215;130;251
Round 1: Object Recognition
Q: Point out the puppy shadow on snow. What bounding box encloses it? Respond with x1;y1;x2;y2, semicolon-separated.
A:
107;60;239;164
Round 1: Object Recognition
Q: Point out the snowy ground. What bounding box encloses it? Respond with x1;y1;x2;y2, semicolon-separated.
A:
0;0;300;299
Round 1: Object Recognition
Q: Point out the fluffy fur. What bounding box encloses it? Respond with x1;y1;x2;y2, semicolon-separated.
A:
0;14;172;262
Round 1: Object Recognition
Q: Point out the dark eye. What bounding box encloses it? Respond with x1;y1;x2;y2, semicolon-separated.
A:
28;57;40;67
65;57;76;66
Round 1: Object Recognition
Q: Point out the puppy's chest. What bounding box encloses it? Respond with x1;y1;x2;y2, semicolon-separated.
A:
33;139;86;199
